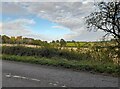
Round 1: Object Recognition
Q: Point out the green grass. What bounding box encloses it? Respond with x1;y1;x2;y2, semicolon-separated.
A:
2;54;119;77
66;42;94;47
66;43;76;47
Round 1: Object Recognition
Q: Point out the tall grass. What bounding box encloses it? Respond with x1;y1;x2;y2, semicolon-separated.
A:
2;54;119;76
2;45;119;76
2;46;92;61
2;45;119;64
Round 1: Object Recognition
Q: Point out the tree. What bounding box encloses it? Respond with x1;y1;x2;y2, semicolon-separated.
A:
85;1;120;45
2;35;10;43
72;40;77;47
56;40;59;43
32;40;39;45
10;36;16;44
60;39;66;47
52;40;55;43
16;36;23;44
55;40;60;47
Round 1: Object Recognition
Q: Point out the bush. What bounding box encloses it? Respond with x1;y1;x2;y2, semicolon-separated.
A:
2;46;92;61
2;45;118;63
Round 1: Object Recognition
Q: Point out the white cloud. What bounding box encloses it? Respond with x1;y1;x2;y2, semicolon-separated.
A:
2;18;35;31
23;2;98;40
1;19;50;41
1;0;114;2
2;19;34;35
63;33;80;40
2;2;107;41
1;2;29;16
52;25;67;29
63;30;106;41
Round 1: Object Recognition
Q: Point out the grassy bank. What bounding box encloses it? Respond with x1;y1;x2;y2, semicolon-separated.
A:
2;54;119;76
2;46;92;61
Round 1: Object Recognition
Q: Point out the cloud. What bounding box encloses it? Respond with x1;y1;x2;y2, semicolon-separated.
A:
1;19;33;35
1;0;114;2
2;18;35;31
22;2;97;40
1;2;29;16
2;2;107;41
63;33;80;40
52;25;67;29
1;18;52;41
24;2;93;30
63;30;106;41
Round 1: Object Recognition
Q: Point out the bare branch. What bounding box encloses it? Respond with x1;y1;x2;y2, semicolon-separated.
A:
85;1;120;45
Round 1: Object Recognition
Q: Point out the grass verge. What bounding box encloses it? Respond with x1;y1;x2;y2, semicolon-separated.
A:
2;54;119;77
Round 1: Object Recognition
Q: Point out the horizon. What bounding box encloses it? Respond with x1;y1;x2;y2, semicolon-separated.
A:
1;34;113;43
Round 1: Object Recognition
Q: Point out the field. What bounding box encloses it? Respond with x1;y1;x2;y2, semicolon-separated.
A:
66;42;94;47
1;35;119;76
1;41;119;76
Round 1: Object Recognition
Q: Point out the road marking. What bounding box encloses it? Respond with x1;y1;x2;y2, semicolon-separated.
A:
56;81;59;84
61;85;66;87
13;75;22;78
49;82;53;85
5;73;41;82
5;73;66;87
21;76;27;79
5;74;11;78
31;78;41;82
53;83;57;86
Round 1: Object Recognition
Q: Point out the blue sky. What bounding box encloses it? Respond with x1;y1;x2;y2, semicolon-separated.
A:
1;1;106;41
2;14;72;40
31;17;72;38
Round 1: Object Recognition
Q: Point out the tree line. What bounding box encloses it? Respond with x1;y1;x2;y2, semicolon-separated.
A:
0;35;68;47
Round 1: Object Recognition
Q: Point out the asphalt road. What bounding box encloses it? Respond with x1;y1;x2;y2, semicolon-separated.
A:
2;60;118;87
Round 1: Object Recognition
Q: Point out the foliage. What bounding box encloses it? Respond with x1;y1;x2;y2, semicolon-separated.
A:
85;1;120;44
2;35;10;43
2;46;92;61
60;39;67;47
2;43;119;64
1;35;45;46
2;40;119;76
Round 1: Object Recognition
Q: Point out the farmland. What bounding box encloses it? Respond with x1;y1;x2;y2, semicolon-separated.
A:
1;35;119;76
1;39;119;76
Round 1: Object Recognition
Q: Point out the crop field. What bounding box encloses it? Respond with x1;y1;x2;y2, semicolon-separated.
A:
2;41;119;76
66;42;93;47
1;35;119;76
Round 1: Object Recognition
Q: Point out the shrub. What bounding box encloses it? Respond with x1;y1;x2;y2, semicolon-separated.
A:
2;46;92;61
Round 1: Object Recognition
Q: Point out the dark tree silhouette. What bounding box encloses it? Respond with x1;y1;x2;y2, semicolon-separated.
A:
52;40;55;43
56;40;59;43
2;35;10;43
85;1;120;45
60;39;66;47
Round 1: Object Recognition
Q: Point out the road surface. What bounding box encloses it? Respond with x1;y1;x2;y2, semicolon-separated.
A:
2;60;118;87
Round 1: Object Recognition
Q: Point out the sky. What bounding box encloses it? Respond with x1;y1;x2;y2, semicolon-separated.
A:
0;0;109;42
